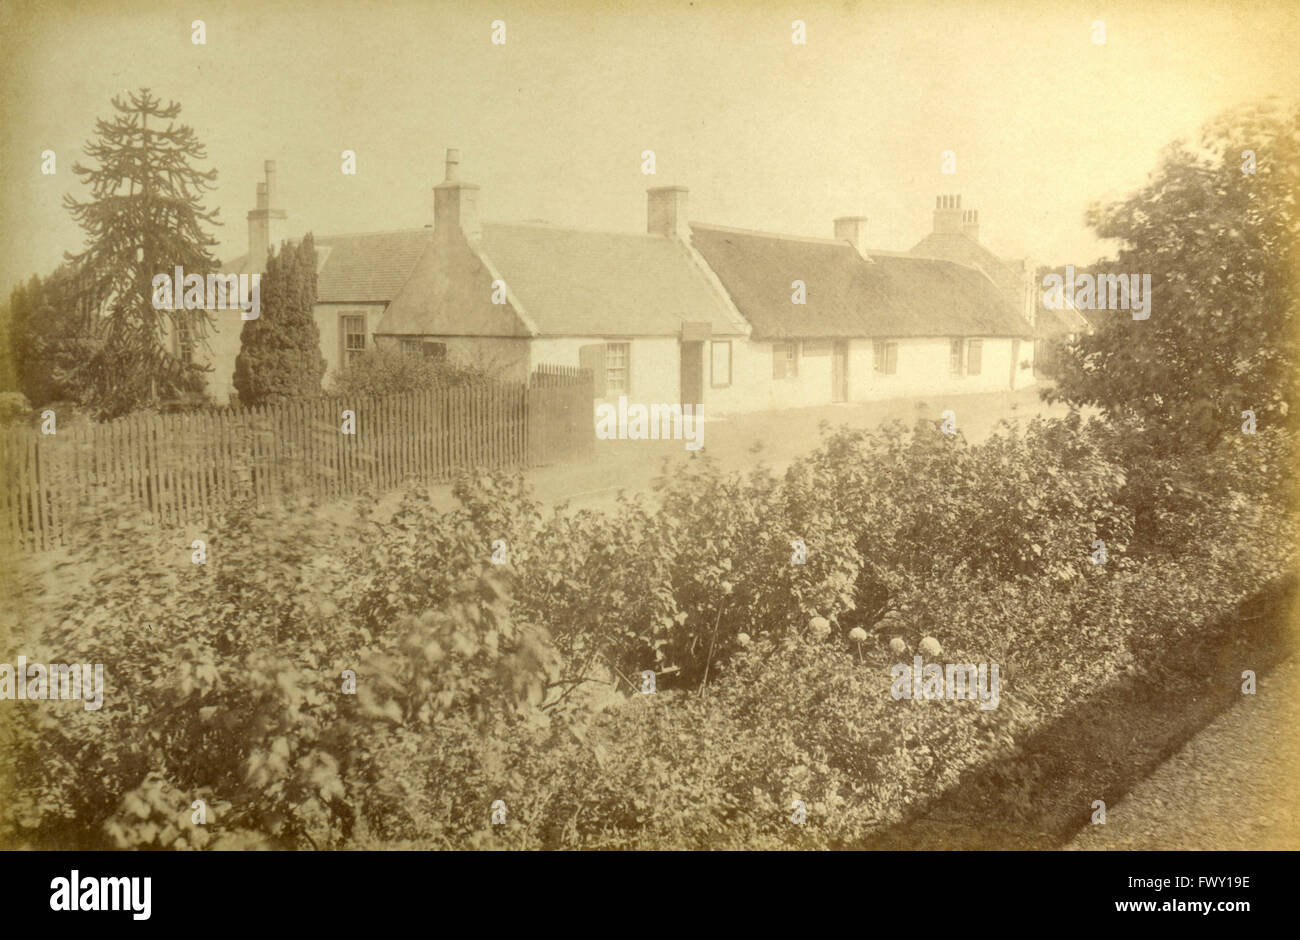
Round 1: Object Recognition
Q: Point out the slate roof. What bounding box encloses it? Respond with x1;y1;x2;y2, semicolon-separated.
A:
689;224;1032;339
222;230;432;303
910;230;1028;298
226;223;745;337
476;223;745;337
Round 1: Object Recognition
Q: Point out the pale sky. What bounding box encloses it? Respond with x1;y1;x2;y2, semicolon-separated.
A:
2;0;1297;296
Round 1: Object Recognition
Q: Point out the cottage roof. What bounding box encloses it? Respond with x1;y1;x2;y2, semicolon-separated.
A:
473;223;746;337
226;222;746;337
689;223;1032;339
223;229;432;303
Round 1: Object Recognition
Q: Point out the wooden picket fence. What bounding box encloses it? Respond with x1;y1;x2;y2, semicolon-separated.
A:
0;368;593;552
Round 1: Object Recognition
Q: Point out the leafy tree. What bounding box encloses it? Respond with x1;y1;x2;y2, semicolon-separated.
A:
63;88;221;418
1045;98;1300;453
4;266;99;407
233;235;326;406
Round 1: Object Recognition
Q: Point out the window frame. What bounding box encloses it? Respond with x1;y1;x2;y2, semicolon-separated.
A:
950;339;965;377
873;340;898;375
966;339;983;376
773;341;799;380
340;312;368;367
710;340;732;388
173;312;195;364
605;341;631;395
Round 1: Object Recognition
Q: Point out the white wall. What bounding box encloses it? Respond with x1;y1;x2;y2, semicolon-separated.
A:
705;336;1035;415
530;336;684;407
188;310;245;404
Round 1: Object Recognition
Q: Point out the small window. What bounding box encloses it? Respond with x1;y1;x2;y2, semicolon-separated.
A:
950;339;965;376
423;341;447;362
341;314;367;365
605;342;630;394
399;338;421;355
773;342;799;379
967;339;983;376
873;340;898;375
710;340;732;388
174;313;194;364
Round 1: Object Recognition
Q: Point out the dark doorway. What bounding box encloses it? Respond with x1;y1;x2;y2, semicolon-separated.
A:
680;341;704;406
832;341;849;402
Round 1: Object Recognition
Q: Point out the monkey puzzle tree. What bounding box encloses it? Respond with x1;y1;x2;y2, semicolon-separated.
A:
233;234;326;406
63;88;221;418
1045;98;1300;454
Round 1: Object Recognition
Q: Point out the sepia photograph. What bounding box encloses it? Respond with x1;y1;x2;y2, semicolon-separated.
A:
0;0;1297;920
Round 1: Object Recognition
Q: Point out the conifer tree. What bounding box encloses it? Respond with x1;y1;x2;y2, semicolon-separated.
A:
233;234;326;406
63;88;221;417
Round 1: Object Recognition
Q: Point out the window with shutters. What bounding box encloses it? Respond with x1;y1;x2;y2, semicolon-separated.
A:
341;313;367;366
950;339;965;376
605;342;630;393
966;339;982;376
773;342;798;379
873;340;898;375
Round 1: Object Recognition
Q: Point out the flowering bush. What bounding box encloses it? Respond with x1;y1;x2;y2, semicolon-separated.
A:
1;411;1292;850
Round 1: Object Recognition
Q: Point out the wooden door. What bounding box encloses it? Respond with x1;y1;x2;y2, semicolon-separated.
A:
831;341;849;402
680;341;704;406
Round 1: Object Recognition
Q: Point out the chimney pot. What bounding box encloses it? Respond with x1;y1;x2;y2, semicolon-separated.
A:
932;193;964;235
434;148;481;241
247;162;287;274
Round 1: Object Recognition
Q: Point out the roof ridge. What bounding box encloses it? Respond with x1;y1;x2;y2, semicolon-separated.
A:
484;220;672;239
691;222;851;248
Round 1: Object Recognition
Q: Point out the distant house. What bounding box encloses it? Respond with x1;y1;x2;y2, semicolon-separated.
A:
909;196;1040;332
187;153;1035;414
1032;292;1093;375
689;218;1035;411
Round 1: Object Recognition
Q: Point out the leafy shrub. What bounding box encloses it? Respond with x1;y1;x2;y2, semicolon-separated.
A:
327;345;494;399
3;409;1293;851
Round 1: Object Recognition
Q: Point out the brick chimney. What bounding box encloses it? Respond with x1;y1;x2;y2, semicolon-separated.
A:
962;208;980;244
647;186;690;238
434;148;481;242
246;160;287;274
932;194;963;235
834;216;870;258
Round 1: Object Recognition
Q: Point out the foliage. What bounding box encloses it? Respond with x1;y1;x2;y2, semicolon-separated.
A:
325;344;495;399
1045;99;1300;453
232;234;326;406
0;391;31;425
62;89;221;417
4;267;101;408
3;409;1290;850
